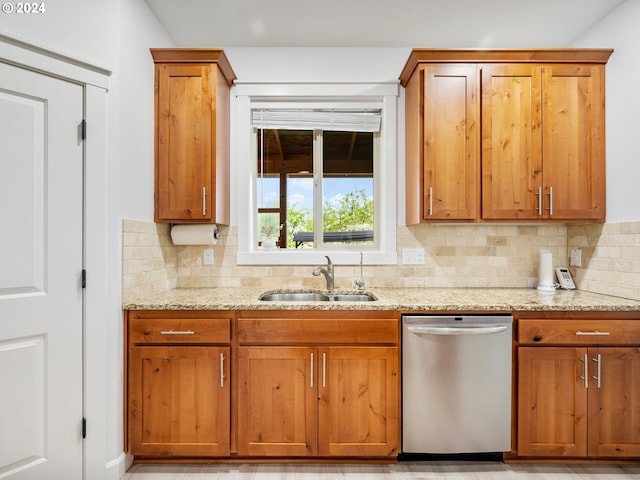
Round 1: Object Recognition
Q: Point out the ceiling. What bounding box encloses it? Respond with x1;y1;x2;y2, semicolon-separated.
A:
145;0;624;48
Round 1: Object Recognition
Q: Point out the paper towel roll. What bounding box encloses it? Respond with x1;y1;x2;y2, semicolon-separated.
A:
537;250;555;292
170;224;218;245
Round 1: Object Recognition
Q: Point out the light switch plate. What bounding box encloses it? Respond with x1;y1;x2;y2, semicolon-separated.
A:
402;248;425;265
570;248;582;267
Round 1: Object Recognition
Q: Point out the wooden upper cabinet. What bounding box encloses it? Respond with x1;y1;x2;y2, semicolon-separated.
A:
483;63;606;221
482;64;543;220
542;64;606;221
405;64;479;223
400;49;612;224
151;49;236;224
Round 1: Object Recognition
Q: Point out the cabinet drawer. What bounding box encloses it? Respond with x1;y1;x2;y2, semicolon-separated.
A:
129;315;231;345
518;319;640;345
238;314;399;345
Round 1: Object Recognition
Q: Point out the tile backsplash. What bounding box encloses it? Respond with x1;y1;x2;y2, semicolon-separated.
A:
123;218;575;301
568;222;640;301
122;218;640;303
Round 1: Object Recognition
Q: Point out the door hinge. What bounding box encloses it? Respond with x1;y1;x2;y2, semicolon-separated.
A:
81;119;86;140
82;269;87;289
82;417;87;439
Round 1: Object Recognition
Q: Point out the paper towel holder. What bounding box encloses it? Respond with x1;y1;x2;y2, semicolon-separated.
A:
169;224;219;245
170;224;219;237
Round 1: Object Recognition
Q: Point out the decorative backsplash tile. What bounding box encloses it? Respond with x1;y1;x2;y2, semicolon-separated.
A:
122;219;178;303
568;222;640;301
121;219;583;298
121;218;640;302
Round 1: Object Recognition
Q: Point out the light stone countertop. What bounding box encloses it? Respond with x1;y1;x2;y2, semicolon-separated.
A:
123;287;640;312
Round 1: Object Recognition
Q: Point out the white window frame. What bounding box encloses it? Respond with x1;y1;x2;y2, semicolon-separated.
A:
235;83;398;265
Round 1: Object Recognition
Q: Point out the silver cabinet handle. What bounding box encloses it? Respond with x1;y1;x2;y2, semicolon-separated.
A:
546;186;553;216
592;353;601;388
536;187;542;216
310;353;314;388
160;330;194;335
579;353;588;389
576;331;610;336
220;353;225;387
202;186;207;216
322;352;326;388
428;187;433;216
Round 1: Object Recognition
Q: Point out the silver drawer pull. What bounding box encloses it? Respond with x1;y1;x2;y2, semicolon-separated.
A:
575;331;610;336
160;330;195;335
220;353;225;387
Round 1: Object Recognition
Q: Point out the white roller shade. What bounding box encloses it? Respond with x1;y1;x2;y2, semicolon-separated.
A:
252;108;382;132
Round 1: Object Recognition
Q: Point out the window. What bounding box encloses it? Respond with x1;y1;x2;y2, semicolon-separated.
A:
235;83;398;265
256;110;378;250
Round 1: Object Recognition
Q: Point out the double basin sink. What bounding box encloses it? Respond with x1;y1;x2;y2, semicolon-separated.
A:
259;291;377;302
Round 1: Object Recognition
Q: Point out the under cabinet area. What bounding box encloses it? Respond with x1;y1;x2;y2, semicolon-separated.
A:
236;311;400;458
400;49;612;224
514;313;640;460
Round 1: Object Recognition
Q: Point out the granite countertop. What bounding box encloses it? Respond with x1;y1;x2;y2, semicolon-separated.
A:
123;287;640;312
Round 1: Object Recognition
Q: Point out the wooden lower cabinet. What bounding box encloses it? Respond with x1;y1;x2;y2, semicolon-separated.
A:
237;346;317;456
129;346;230;457
318;346;399;457
126;309;399;460
126;311;232;458
516;314;640;460
236;311;400;458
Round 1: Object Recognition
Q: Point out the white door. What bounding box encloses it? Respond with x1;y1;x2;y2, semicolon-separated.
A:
0;62;84;479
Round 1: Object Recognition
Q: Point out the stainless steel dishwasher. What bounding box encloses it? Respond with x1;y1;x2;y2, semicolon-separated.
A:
401;314;513;456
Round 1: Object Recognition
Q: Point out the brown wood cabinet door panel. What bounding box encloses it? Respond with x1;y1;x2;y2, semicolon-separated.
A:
542;65;605;221
482;65;543;220
588;347;640;456
422;65;479;220
517;347;587;457
128;346;230;457
237;346;317;456
318;347;399;457
156;64;213;222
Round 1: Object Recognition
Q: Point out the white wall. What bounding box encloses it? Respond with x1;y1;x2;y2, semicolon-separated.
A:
572;0;640;222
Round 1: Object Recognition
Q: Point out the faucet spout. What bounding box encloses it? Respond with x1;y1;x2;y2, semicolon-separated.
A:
312;256;335;290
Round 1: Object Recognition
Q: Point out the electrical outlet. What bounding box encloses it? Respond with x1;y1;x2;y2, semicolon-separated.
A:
402;248;425;265
203;248;214;265
570;248;582;267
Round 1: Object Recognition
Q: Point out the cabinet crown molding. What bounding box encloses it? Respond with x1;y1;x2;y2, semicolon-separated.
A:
399;48;614;86
150;48;236;86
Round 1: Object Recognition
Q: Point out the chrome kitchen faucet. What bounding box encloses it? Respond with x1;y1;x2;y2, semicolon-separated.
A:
312;255;334;290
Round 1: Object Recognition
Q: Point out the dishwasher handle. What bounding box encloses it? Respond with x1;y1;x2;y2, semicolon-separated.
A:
407;325;509;336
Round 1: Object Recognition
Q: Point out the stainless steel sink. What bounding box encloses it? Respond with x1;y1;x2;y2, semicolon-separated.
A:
259;291;376;302
259;292;331;301
331;294;376;302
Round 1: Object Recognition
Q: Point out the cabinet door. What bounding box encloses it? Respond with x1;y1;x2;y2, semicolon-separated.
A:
422;65;479;220
482;65;543;219
237;346;317;456
542;64;605;221
588;347;640;456
318;347;399;457
128;346;230;456
155;63;213;222
517;347;587;457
